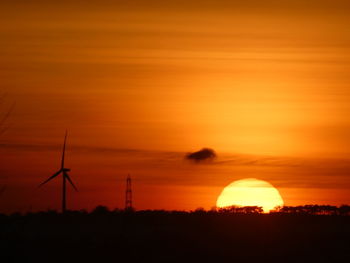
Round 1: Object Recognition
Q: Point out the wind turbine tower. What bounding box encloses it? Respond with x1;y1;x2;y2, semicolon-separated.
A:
125;174;132;211
39;131;78;213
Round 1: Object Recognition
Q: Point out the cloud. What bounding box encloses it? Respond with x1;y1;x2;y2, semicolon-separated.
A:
185;148;216;163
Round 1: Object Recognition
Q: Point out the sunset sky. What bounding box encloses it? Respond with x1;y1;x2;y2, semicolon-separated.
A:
1;0;350;213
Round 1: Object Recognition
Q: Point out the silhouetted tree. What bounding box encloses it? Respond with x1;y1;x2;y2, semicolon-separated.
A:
275;205;346;215
217;206;263;214
92;205;110;215
194;207;206;215
339;205;350;216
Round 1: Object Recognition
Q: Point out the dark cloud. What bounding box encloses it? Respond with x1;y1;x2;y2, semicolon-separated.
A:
185;148;216;163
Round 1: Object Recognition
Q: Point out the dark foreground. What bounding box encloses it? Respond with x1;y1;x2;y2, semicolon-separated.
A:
1;209;350;263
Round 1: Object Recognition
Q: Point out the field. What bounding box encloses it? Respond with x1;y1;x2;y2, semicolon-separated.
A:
1;209;349;263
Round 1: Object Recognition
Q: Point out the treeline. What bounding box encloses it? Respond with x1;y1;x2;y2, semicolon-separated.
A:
2;204;350;217
197;205;350;216
200;205;350;216
1;205;350;263
273;205;350;216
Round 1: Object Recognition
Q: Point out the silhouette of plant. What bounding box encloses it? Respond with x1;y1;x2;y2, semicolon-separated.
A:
92;205;110;215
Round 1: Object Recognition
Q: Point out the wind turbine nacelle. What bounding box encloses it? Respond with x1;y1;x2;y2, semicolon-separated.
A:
63;168;71;172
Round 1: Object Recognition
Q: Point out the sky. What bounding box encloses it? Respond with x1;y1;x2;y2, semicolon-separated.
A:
1;0;350;213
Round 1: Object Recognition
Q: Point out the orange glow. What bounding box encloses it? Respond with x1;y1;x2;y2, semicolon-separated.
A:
1;1;350;213
216;178;284;212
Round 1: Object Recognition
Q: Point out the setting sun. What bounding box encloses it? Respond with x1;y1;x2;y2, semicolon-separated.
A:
216;178;284;212
1;1;350;261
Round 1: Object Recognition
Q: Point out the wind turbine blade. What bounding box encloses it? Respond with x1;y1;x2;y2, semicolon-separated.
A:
64;173;78;192
61;131;68;169
0;102;15;126
38;170;62;187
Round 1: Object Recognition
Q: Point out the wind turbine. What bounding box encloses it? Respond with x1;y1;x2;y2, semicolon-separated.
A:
39;131;77;213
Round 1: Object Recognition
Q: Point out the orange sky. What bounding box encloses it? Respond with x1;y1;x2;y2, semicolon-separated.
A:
1;0;350;213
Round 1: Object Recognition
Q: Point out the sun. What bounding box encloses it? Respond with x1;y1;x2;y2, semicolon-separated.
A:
216;178;284;213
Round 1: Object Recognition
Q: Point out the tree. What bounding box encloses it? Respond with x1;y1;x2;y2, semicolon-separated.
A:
92;205;110;215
